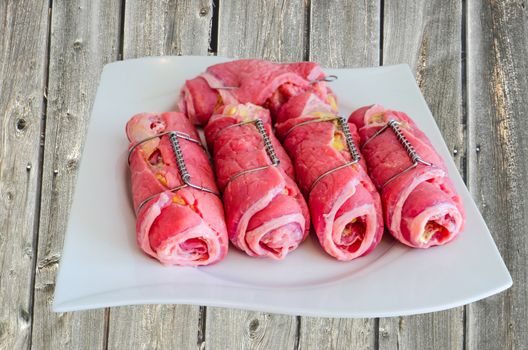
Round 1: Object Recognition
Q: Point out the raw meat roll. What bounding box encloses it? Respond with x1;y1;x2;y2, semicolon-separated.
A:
349;105;465;248
127;112;228;265
275;94;384;260
204;103;309;259
178;59;336;125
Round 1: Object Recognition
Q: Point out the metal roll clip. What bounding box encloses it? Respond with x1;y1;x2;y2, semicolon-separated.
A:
210;75;338;90
309;74;338;84
361;119;433;188
218;118;281;187
128;130;219;214
282;115;361;193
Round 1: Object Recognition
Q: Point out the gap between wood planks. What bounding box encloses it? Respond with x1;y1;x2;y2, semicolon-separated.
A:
461;0;469;348
28;1;53;349
209;0;220;55
103;0;127;349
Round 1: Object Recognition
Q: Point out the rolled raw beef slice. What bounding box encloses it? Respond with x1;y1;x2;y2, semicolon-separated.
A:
127;112;228;266
275;97;384;261
178;59;336;125
204;103;310;259
348;104;465;248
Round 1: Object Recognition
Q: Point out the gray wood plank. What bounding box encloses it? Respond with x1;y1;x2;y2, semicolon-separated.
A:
379;311;463;350
31;0;121;349
123;0;213;58
206;1;308;348
0;1;49;349
205;309;297;350
105;1;214;348
379;1;465;349
310;0;380;68
299;318;375;350
299;1;380;349
108;305;200;350
466;1;528;349
217;0;307;61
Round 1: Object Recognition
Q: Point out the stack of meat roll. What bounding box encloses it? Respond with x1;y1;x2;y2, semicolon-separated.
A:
144;59;467;266
179;59;384;260
127;112;228;265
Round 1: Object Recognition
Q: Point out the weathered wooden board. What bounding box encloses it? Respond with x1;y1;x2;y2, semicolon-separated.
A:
123;0;214;58
206;1;308;348
379;1;465;349
299;1;380;349
216;0;307;61
379;311;463;350
310;0;380;68
206;309;298;350
0;1;49;349
104;1;214;348
30;1;121;349
107;305;201;350
466;1;528;349
299;318;376;350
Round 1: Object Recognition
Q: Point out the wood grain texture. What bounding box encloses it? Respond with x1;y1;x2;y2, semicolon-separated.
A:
104;1;214;348
205;309;297;350
107;305;200;350
310;0;380;67
379;311;463;350
123;0;213;58
217;0;308;61
0;1;49;349
31;0;121;349
300;1;379;349
467;1;528;349
379;1;465;349
206;1;309;348
299;318;375;350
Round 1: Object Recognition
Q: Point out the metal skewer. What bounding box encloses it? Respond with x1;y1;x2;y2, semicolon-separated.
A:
129;130;219;214
219;118;281;186
127;130;202;165
281;115;361;193
209;74;338;90
361;119;433;188
208;85;239;90
309;74;338;84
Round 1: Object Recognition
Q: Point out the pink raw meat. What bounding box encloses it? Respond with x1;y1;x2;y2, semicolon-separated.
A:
178;59;336;125
204;103;309;259
349;105;465;248
127;112;228;265
275;93;384;261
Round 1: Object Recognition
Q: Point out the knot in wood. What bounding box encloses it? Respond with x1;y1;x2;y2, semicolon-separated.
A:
16;118;27;131
5;191;14;202
248;319;259;332
66;158;78;172
73;39;83;50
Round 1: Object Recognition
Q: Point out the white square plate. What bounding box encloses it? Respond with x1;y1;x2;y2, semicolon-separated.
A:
53;56;512;317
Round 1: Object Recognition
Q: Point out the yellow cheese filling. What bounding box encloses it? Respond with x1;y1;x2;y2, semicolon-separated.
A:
155;173;168;187
332;132;345;151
